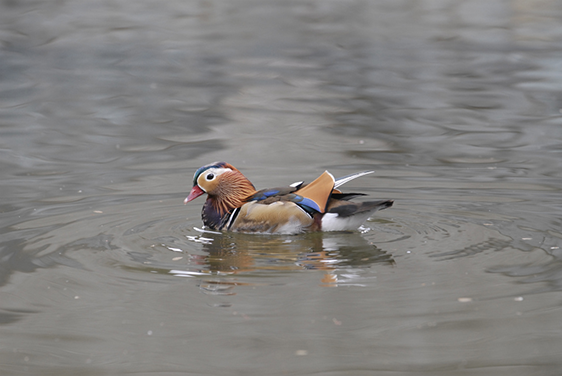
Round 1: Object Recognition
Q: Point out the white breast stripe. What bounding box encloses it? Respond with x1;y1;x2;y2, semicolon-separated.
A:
224;207;241;230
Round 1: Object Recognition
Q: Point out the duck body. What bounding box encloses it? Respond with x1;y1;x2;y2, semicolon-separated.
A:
185;162;393;234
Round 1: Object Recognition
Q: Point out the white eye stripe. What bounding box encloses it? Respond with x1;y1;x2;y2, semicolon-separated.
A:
198;167;232;184
209;167;232;176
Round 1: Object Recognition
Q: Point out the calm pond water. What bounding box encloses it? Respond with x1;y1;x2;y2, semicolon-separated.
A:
1;0;562;375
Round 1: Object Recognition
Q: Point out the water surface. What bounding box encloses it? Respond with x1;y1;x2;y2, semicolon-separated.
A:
1;0;562;375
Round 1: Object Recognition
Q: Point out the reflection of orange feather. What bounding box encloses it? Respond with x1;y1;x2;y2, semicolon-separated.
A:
294;171;335;213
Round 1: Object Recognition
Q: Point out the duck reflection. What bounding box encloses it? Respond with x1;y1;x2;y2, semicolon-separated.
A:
182;230;394;291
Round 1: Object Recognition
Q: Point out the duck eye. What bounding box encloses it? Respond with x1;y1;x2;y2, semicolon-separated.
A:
205;173;215;181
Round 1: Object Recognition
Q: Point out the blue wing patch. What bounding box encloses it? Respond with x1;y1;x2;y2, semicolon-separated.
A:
249;191;321;213
293;196;321;213
250;189;280;201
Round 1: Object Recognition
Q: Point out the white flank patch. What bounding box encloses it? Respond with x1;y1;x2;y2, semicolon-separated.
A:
321;212;372;232
274;216;304;235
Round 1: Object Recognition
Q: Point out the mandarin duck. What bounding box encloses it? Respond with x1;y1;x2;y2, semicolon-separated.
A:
184;162;393;234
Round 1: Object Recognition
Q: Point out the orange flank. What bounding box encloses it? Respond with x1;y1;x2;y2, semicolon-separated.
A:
294;171;335;213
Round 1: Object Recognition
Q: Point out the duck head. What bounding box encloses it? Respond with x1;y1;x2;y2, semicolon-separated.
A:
184;161;256;214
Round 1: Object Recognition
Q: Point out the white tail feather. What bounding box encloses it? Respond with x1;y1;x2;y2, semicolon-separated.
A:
334;171;374;189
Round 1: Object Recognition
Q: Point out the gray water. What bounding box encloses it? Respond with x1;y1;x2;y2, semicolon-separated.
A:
1;0;562;375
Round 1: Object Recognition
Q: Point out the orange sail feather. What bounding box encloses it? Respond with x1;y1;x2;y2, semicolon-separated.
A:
294;171;335;213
